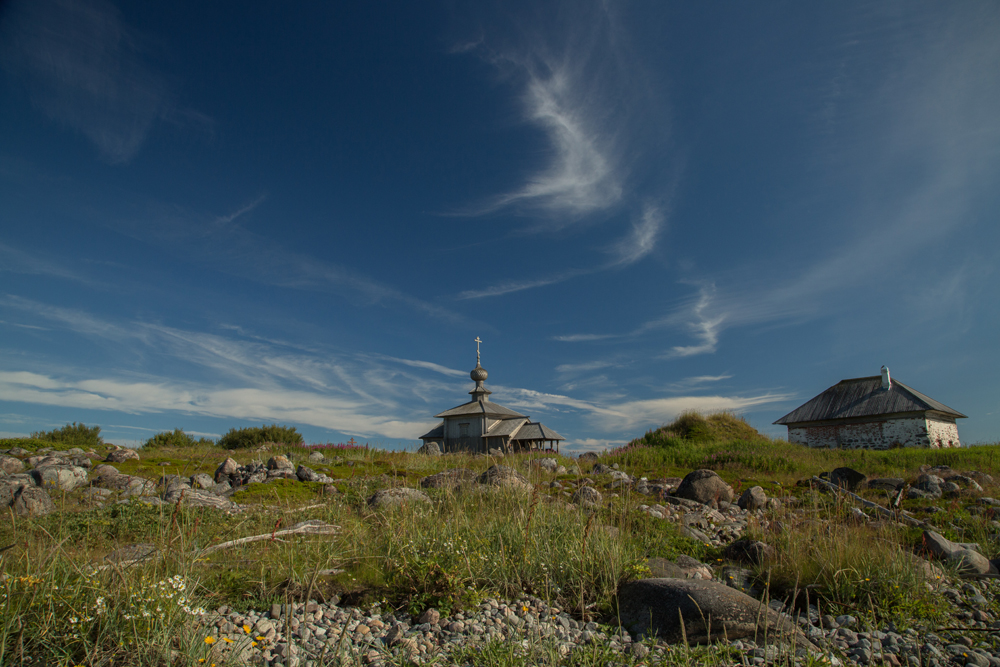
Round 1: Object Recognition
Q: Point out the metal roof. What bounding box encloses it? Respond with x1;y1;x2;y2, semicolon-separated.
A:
434;399;527;419
485;418;527;437
774;376;966;425
419;422;444;440
511;421;566;441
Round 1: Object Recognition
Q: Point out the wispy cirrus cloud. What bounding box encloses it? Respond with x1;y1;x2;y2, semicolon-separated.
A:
0;0;208;163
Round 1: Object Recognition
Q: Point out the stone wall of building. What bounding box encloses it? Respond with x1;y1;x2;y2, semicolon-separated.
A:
787;416;958;449
926;419;961;448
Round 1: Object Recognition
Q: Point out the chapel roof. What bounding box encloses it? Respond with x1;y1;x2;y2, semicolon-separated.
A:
774;375;966;425
510;422;566;441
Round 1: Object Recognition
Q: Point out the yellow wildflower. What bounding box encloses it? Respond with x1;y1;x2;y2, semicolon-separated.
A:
204;636;215;645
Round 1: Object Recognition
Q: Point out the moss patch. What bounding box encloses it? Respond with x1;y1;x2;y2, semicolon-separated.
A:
231;479;329;505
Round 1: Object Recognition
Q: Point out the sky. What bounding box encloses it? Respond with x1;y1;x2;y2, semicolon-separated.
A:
1;1;999;452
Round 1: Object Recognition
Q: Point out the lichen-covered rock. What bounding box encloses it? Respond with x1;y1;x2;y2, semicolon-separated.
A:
722;539;776;566
419;469;477;489
163;487;238;511
30;465;89;492
646;555;713;580
367;487;431;508
12;486;56;517
106;448;140;463
674;469;734;509
0;455;24;474
477;465;531;490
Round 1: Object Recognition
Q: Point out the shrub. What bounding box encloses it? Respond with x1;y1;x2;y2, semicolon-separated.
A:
217;424;303;449
30;422;103;449
143;428;213;449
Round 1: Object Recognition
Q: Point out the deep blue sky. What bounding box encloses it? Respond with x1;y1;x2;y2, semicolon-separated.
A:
2;1;998;451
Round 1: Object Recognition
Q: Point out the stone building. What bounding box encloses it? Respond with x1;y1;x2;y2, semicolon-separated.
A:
418;341;565;454
774;366;966;449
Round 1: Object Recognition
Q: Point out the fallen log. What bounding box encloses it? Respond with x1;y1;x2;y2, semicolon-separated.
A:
199;520;339;556
810;476;929;528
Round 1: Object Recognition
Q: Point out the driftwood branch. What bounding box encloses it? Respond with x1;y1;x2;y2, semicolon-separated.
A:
810;476;929;528
199;521;339;556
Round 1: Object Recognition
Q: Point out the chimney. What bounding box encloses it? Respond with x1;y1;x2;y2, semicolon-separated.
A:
881;365;891;390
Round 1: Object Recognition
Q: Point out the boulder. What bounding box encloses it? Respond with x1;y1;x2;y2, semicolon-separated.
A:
487;448;505;458
419;469;477;489
190;473;215;490
12;486;56;517
0;455;24;474
737;486;767;511
616;578;813;646
267;455;294;471
29;465;89;492
646;555;713;580
674;469;734;509
867;478;905;492
417;442;442;456
295;465;334;484
578;452;599;463
531;458;559;473
477;465;531;490
571;486;602;507
163;487;238;511
94;473;157;497
922;530;996;577
7;447;31;457
722;539;775;566
367;487;431;508
911;474;944;499
829;467;867;492
592;463;616;475
215;457;240;483
106;448;140;463
307;451;326;463
947;475;983;492
28;455;68;468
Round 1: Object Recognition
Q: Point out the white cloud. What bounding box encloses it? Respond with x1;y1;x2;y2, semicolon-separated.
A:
555;360;616;374
457;270;587;300
0;371;433;439
377;356;467;378
610;203;665;267
593;392;794;434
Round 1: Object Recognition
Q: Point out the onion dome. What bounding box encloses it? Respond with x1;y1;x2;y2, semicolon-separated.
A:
471;364;488;382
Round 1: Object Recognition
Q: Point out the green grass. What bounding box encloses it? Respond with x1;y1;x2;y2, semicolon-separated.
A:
3;414;999;665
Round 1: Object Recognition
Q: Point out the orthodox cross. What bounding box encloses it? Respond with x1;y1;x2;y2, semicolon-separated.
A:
475;336;482;365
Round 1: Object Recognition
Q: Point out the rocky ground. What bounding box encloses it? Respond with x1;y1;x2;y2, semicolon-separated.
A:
4;444;1000;666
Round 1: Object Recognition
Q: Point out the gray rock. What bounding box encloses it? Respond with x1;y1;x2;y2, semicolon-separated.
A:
105;448;140;463
830;467;867;492
163;487;238;511
418;608;441;625
578;452;599;463
571;486;602;507
867;478;905;492
616;578;813;646
592;463;616;475
307;451;326;462
722;539;775;565
190;473;215;490
30;465;89;492
477;465;531;490
267;455;294;471
646;555;713;580
922;530;995;576
674;469;734;509
738;486;767;511
417;442;442;456
7;447;31;457
12;485;56;516
0;455;24;474
487;448;505;457
533;458;559;473
295;465;321;482
367;487;431;508
419;468;477;489
912;474;944;499
215;457;240;482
